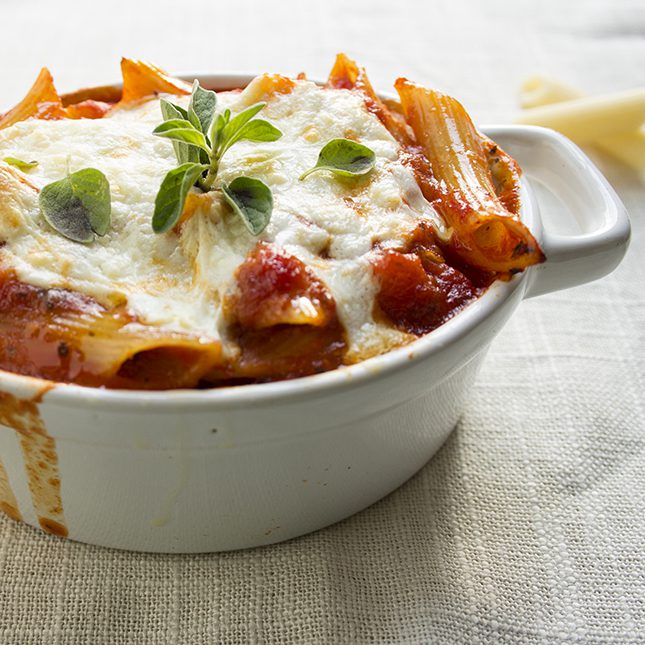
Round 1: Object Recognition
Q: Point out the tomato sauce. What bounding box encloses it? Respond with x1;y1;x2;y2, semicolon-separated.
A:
372;225;492;336
227;243;347;381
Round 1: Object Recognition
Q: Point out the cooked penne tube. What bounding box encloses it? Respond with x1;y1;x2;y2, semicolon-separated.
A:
118;58;191;104
238;74;296;104
0;270;222;389
0;68;66;130
326;55;542;274
518;75;645;171
395;78;544;273
0;60;192;132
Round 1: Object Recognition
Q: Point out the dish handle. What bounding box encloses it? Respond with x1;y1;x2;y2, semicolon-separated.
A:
488;125;631;298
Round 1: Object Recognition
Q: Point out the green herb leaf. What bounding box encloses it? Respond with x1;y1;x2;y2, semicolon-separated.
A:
209;112;228;151
188;81;217;136
160;98;188;121
39;168;111;243
299;138;376;181
233;119;283;144
3;157;38;171
152;119;210;152
160;100;197;164
221;103;266;142
152;162;208;233
222;176;273;235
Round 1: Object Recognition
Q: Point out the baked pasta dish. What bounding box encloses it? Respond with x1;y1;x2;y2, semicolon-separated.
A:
0;55;544;389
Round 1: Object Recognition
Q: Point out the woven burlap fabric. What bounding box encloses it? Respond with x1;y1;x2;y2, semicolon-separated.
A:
1;0;644;642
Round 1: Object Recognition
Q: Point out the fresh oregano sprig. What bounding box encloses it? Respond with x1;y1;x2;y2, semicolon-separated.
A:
152;81;282;234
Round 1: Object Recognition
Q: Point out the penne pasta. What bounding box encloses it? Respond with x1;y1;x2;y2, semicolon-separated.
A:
519;75;581;109
597;129;645;171
327;53;414;146
0;271;221;389
65;100;112;120
238;74;296;104
518;75;645;173
395;79;544;273
326;55;541;273
0;59;192;131
0;68;66;130
514;86;645;144
232;243;335;329
224;243;347;381
118;58;192;105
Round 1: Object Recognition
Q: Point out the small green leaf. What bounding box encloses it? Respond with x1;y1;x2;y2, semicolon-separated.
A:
39;168;111;243
222;176;273;235
152;162;208;233
153;118;197;133
160;98;188;121
3;157;38;171
222;103;266;141
299;138;376;181
188;81;217;136
152;119;210;152
219;103;270;155
160;100;197;164
208;112;228;150
233;119;283;144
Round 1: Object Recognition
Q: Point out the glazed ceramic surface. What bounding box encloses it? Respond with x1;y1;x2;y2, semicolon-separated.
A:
0;75;631;552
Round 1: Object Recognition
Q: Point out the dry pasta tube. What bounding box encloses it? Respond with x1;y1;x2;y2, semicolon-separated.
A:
517;75;645;172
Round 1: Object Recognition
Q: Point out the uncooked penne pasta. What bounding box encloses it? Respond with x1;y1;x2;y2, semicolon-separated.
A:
597;130;645;170
519;75;581;109
517;75;645;172
514;87;645;143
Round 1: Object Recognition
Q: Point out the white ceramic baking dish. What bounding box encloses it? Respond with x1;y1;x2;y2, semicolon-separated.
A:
0;74;630;552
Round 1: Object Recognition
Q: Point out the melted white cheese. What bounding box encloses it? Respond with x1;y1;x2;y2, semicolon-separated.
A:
0;79;444;359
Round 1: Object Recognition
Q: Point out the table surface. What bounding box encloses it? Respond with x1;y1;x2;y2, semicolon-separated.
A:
0;0;643;643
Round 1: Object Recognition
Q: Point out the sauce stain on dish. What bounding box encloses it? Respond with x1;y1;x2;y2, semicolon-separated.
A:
0;387;67;537
0;456;21;521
